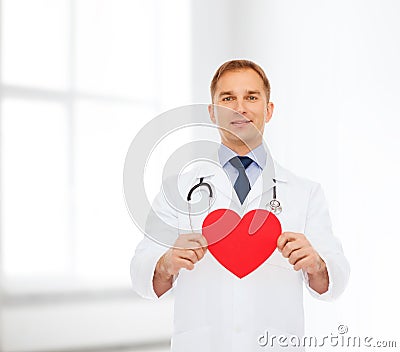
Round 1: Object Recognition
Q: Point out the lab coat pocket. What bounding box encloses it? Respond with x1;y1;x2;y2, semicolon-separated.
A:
171;326;212;352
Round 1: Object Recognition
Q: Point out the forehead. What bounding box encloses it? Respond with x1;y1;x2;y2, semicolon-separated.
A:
215;68;265;94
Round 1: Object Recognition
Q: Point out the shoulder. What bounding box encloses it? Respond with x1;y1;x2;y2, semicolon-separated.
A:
274;160;321;193
161;167;203;202
273;161;329;216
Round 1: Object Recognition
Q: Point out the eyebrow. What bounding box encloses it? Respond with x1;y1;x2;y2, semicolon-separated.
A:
218;91;234;97
218;90;261;97
246;90;261;95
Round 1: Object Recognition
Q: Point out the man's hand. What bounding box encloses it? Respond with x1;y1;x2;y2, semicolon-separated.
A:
153;233;208;297
277;232;329;294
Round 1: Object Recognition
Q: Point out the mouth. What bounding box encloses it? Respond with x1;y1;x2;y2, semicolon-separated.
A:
231;119;252;126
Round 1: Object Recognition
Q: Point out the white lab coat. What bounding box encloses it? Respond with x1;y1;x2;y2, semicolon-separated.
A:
131;153;350;352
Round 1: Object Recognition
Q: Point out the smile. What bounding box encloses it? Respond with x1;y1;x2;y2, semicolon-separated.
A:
231;119;252;126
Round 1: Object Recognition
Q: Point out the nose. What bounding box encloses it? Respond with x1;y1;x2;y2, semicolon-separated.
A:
234;98;246;115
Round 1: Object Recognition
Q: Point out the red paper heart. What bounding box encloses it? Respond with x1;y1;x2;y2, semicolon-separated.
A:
202;209;281;278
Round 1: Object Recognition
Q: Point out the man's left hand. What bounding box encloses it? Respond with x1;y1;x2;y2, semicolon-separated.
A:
277;232;324;274
277;232;329;294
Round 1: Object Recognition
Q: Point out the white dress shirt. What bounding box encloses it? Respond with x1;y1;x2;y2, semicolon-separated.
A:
218;143;266;187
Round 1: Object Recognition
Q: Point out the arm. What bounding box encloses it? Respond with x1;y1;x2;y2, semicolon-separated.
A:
308;261;329;294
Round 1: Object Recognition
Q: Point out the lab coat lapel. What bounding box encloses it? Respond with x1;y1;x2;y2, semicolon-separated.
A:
192;147;242;208
246;154;276;205
247;160;288;212
194;162;242;209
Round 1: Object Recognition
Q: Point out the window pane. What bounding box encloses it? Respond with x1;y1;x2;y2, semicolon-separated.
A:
1;99;70;278
75;0;157;99
156;0;191;111
74;100;155;286
1;0;69;90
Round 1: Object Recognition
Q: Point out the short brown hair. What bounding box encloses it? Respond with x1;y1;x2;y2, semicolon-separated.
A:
210;59;271;102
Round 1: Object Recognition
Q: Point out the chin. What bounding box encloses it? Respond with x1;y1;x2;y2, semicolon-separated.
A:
230;134;260;148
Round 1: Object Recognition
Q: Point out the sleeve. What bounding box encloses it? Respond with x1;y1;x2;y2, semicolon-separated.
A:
130;183;180;300
302;183;350;301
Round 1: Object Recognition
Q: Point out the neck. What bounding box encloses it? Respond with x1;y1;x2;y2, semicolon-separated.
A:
222;141;261;156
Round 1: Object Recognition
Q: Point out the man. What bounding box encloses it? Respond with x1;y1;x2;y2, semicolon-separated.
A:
131;60;350;351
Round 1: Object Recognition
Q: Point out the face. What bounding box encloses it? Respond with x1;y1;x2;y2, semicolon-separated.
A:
208;68;274;153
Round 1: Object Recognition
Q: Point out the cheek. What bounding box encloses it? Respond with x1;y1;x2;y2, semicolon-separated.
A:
215;115;229;125
216;110;237;124
254;109;267;124
254;117;266;133
249;104;266;115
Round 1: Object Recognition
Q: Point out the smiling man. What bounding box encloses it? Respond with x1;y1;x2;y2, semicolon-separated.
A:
131;59;350;352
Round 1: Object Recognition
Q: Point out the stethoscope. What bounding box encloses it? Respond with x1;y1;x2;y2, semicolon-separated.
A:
186;177;282;215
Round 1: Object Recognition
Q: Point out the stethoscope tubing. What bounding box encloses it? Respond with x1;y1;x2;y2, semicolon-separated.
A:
186;178;282;214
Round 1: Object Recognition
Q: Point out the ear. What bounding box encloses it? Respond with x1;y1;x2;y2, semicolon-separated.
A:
208;104;216;124
265;102;274;123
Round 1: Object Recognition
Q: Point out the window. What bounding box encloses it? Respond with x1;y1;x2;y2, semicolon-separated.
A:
0;0;191;294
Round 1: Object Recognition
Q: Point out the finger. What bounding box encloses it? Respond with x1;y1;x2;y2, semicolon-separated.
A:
179;249;199;264
174;238;200;250
293;257;312;272
288;247;310;266
277;232;298;251
196;246;208;260
191;247;206;261
181;233;204;242
187;239;206;250
196;235;208;249
276;233;287;251
186;236;208;252
176;257;195;271
178;234;207;250
281;240;303;258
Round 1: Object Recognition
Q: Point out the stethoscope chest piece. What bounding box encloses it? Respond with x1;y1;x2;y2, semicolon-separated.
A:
266;199;282;215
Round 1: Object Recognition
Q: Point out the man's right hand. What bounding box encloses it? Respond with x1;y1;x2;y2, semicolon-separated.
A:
153;233;208;297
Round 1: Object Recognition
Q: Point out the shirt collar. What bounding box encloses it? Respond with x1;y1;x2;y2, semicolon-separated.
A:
218;143;267;170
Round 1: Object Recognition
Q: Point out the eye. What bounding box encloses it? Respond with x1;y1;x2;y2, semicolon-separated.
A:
222;96;234;102
247;96;257;101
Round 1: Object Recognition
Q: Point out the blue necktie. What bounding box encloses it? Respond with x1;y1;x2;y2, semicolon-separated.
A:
229;156;253;204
